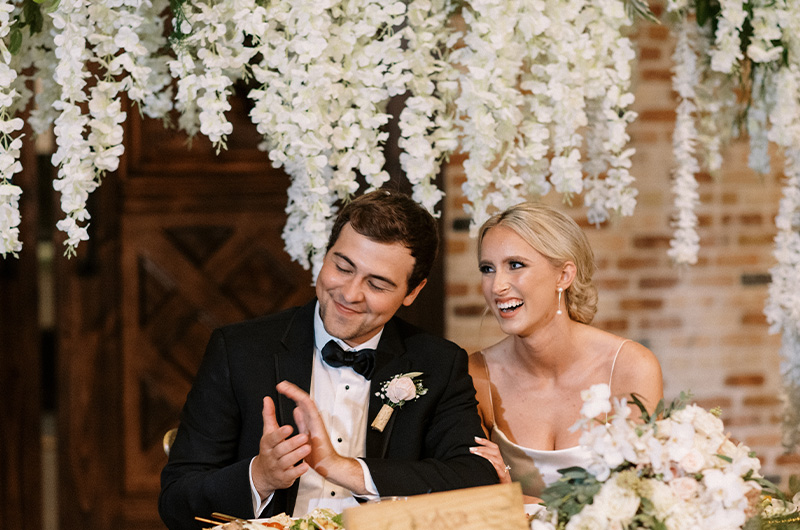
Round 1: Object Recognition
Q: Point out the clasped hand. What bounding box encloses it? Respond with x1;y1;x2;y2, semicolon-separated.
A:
252;381;366;501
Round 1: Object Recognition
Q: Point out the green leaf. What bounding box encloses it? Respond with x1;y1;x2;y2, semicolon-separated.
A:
8;28;22;55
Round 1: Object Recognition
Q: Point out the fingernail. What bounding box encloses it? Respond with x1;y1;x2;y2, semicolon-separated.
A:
469;447;478;453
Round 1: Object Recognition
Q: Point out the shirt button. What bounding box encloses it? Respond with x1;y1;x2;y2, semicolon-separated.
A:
331;491;336;496
337;438;343;443
345;385;350;390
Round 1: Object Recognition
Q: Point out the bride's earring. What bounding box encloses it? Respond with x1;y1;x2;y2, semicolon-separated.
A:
556;287;563;315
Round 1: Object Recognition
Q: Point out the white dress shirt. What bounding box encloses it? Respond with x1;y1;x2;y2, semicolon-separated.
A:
250;303;381;517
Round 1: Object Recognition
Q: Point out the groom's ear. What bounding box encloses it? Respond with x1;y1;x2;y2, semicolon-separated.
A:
401;278;427;307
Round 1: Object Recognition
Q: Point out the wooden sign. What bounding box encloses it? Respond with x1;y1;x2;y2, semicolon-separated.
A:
342;483;528;530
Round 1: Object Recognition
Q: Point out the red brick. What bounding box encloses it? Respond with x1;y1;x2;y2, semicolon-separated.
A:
639;277;679;289
745;433;782;447
639;317;682;329
739;234;773;246
776;453;800;466
638;47;661;61
446;283;469;296
639;109;676;122
721;334;767;346
648;25;671;40
596;319;629;332
699;191;714;203
697;214;713;227
743;395;782;407
620;298;664;310
721;415;761;427
453;304;487;317
693;396;732;410
721;192;738;204
716;254;761;266
617;257;660;269
724;374;765;386
689;275;736;287
633;235;672;249
641;70;672;81
447;240;468;254
741;312;767;326
630;130;660;144
740;213;763;225
696;172;713;183
596;278;630;290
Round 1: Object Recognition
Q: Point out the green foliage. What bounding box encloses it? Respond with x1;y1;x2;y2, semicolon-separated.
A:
540;466;603;525
7;0;59;55
624;0;659;24
168;0;191;46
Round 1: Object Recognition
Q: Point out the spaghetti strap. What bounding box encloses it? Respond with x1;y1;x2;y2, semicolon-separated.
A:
475;351;497;428
608;339;631;389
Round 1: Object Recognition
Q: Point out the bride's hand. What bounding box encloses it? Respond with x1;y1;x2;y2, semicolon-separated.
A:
470;436;511;483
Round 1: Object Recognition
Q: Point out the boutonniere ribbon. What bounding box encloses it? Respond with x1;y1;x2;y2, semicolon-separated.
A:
371;372;428;432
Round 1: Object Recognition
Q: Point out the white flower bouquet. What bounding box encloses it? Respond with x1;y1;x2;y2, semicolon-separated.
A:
532;384;792;530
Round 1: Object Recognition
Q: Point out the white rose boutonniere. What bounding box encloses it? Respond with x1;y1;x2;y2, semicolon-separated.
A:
371;372;427;432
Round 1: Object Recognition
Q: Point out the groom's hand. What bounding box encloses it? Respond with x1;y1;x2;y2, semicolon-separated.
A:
252;396;311;501
276;380;368;495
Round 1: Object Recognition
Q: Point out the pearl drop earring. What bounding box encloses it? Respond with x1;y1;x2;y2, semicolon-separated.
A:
556;287;563;315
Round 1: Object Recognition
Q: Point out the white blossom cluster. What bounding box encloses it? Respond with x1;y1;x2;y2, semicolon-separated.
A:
0;0;23;257
669;1;800;447
667;17;701;266
763;62;800;449
168;0;257;148
533;384;764;530
453;0;640;235
667;5;800;438
397;0;460;215
236;0;409;276
45;0;172;256
664;0;800;289
0;0;645;274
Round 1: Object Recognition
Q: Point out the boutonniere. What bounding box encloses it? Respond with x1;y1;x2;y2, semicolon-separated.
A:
371;372;428;432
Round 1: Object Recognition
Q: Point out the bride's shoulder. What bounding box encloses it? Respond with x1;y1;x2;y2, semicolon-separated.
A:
606;334;664;408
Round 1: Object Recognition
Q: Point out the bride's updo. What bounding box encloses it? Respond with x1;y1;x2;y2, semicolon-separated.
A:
477;202;599;324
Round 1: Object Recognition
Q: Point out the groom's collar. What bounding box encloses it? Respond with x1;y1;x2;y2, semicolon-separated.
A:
312;300;383;353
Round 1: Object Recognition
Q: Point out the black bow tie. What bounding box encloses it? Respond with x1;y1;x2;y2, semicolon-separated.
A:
321;340;376;380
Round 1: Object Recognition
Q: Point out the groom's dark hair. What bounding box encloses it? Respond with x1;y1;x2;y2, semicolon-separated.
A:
327;189;439;293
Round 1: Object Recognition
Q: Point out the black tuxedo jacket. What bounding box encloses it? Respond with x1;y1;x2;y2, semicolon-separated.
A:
159;300;498;529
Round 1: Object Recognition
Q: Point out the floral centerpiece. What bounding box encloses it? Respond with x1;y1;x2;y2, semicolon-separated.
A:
531;384;789;530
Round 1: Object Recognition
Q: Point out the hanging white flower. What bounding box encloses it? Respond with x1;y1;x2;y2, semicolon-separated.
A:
667;14;701;266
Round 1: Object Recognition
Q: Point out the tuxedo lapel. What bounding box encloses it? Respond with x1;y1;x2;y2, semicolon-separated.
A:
366;318;409;459
271;300;317;514
274;301;316;433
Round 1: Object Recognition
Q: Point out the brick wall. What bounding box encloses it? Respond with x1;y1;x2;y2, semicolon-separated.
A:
440;11;797;486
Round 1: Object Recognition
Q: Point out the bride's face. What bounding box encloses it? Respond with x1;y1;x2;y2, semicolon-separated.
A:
478;225;563;336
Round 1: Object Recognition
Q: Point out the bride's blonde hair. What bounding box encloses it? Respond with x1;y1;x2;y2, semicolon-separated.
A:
477;202;598;324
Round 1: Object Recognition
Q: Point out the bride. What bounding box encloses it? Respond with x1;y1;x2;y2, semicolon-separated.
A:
467;202;663;507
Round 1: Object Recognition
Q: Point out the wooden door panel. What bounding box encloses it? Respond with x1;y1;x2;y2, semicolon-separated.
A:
121;211;314;495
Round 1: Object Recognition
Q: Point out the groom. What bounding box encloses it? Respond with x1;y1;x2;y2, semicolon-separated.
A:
159;190;498;529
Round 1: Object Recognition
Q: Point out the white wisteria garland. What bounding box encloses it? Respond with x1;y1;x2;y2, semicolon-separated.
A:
0;0;650;273
667;0;800;449
0;0;22;257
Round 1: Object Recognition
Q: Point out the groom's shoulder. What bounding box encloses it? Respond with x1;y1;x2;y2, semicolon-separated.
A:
390;316;464;355
216;302;310;341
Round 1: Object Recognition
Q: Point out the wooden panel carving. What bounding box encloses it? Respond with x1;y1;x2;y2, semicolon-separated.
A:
121;212;314;494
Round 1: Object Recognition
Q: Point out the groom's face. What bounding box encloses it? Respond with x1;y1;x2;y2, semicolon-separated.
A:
316;223;426;347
